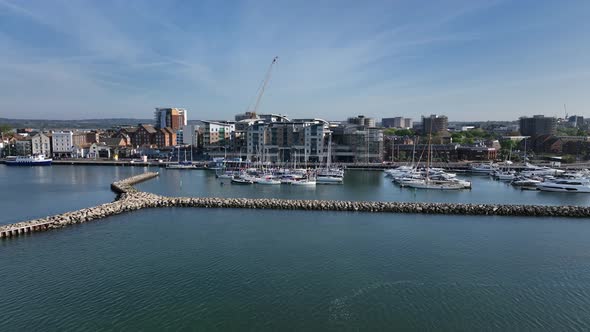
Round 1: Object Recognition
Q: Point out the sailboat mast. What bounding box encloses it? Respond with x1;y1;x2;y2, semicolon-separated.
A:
411;136;416;167
426;120;433;182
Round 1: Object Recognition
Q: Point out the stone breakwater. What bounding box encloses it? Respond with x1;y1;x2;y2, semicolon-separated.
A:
3;171;590;239
139;197;590;218
0;172;159;239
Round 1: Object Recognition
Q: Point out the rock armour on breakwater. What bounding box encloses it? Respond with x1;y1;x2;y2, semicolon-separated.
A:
0;172;159;239
3;171;590;239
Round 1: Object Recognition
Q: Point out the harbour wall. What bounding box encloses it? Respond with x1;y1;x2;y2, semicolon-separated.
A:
2;171;590;239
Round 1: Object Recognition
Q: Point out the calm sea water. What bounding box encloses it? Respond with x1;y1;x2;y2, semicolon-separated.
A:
2;165;590;331
0;165;148;225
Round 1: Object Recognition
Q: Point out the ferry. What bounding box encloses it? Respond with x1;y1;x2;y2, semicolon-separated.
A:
5;154;52;166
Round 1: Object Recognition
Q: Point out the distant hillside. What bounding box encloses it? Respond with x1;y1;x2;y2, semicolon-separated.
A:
0;118;154;130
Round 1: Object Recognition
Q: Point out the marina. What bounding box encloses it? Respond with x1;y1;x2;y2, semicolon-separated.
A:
5;162;590;239
3;165;590;331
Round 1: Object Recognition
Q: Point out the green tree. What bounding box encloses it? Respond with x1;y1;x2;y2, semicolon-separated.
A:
383;128;414;136
0;124;12;134
500;140;517;151
451;132;464;144
557;127;586;136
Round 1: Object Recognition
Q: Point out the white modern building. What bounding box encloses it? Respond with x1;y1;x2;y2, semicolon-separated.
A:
31;133;51;156
52;131;74;158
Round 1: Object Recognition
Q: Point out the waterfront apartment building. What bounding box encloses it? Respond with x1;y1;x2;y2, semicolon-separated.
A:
202;121;235;148
51;131;74;158
245;119;330;163
519;115;556;136
422;114;449;134
347;115;376;128
154;127;176;148
154;108;188;131
331;125;384;163
382;117;413;129
15;139;32;156
31;133;51;156
72;131;99;147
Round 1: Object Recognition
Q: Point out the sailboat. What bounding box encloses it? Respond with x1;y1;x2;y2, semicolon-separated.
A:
167;146;197;169
403;126;464;190
317;132;344;184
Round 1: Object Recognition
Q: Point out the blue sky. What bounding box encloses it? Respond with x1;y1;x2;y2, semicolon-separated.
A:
0;0;588;121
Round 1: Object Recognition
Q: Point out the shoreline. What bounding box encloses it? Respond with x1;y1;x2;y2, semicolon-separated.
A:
3;159;590;171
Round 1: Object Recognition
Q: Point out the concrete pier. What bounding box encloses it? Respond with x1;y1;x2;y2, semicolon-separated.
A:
2;171;590;240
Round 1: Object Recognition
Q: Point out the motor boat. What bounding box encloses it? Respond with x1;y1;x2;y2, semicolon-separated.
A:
511;176;541;187
493;170;516;181
536;179;590;193
256;176;281;185
231;177;253;184
470;163;496;174
291;178;317;186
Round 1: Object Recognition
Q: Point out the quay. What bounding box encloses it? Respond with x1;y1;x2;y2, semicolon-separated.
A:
3;171;590;240
3;158;590;171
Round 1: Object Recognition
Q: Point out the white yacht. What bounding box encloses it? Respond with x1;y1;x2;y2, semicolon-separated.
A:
521;163;564;176
470;163;496;174
402;179;464;190
291;178;317;186
536;179;590;193
493;170;516;181
256;176;281;185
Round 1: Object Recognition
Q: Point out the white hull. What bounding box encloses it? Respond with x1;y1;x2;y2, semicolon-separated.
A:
292;180;316;186
231;178;253;184
256;179;281;185
496;174;515;181
166;164;197;169
402;180;464;190
317;176;343;184
536;183;590;193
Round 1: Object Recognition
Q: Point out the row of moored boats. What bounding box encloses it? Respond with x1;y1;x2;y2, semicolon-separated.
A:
215;168;345;186
385;166;472;190
474;162;590;193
